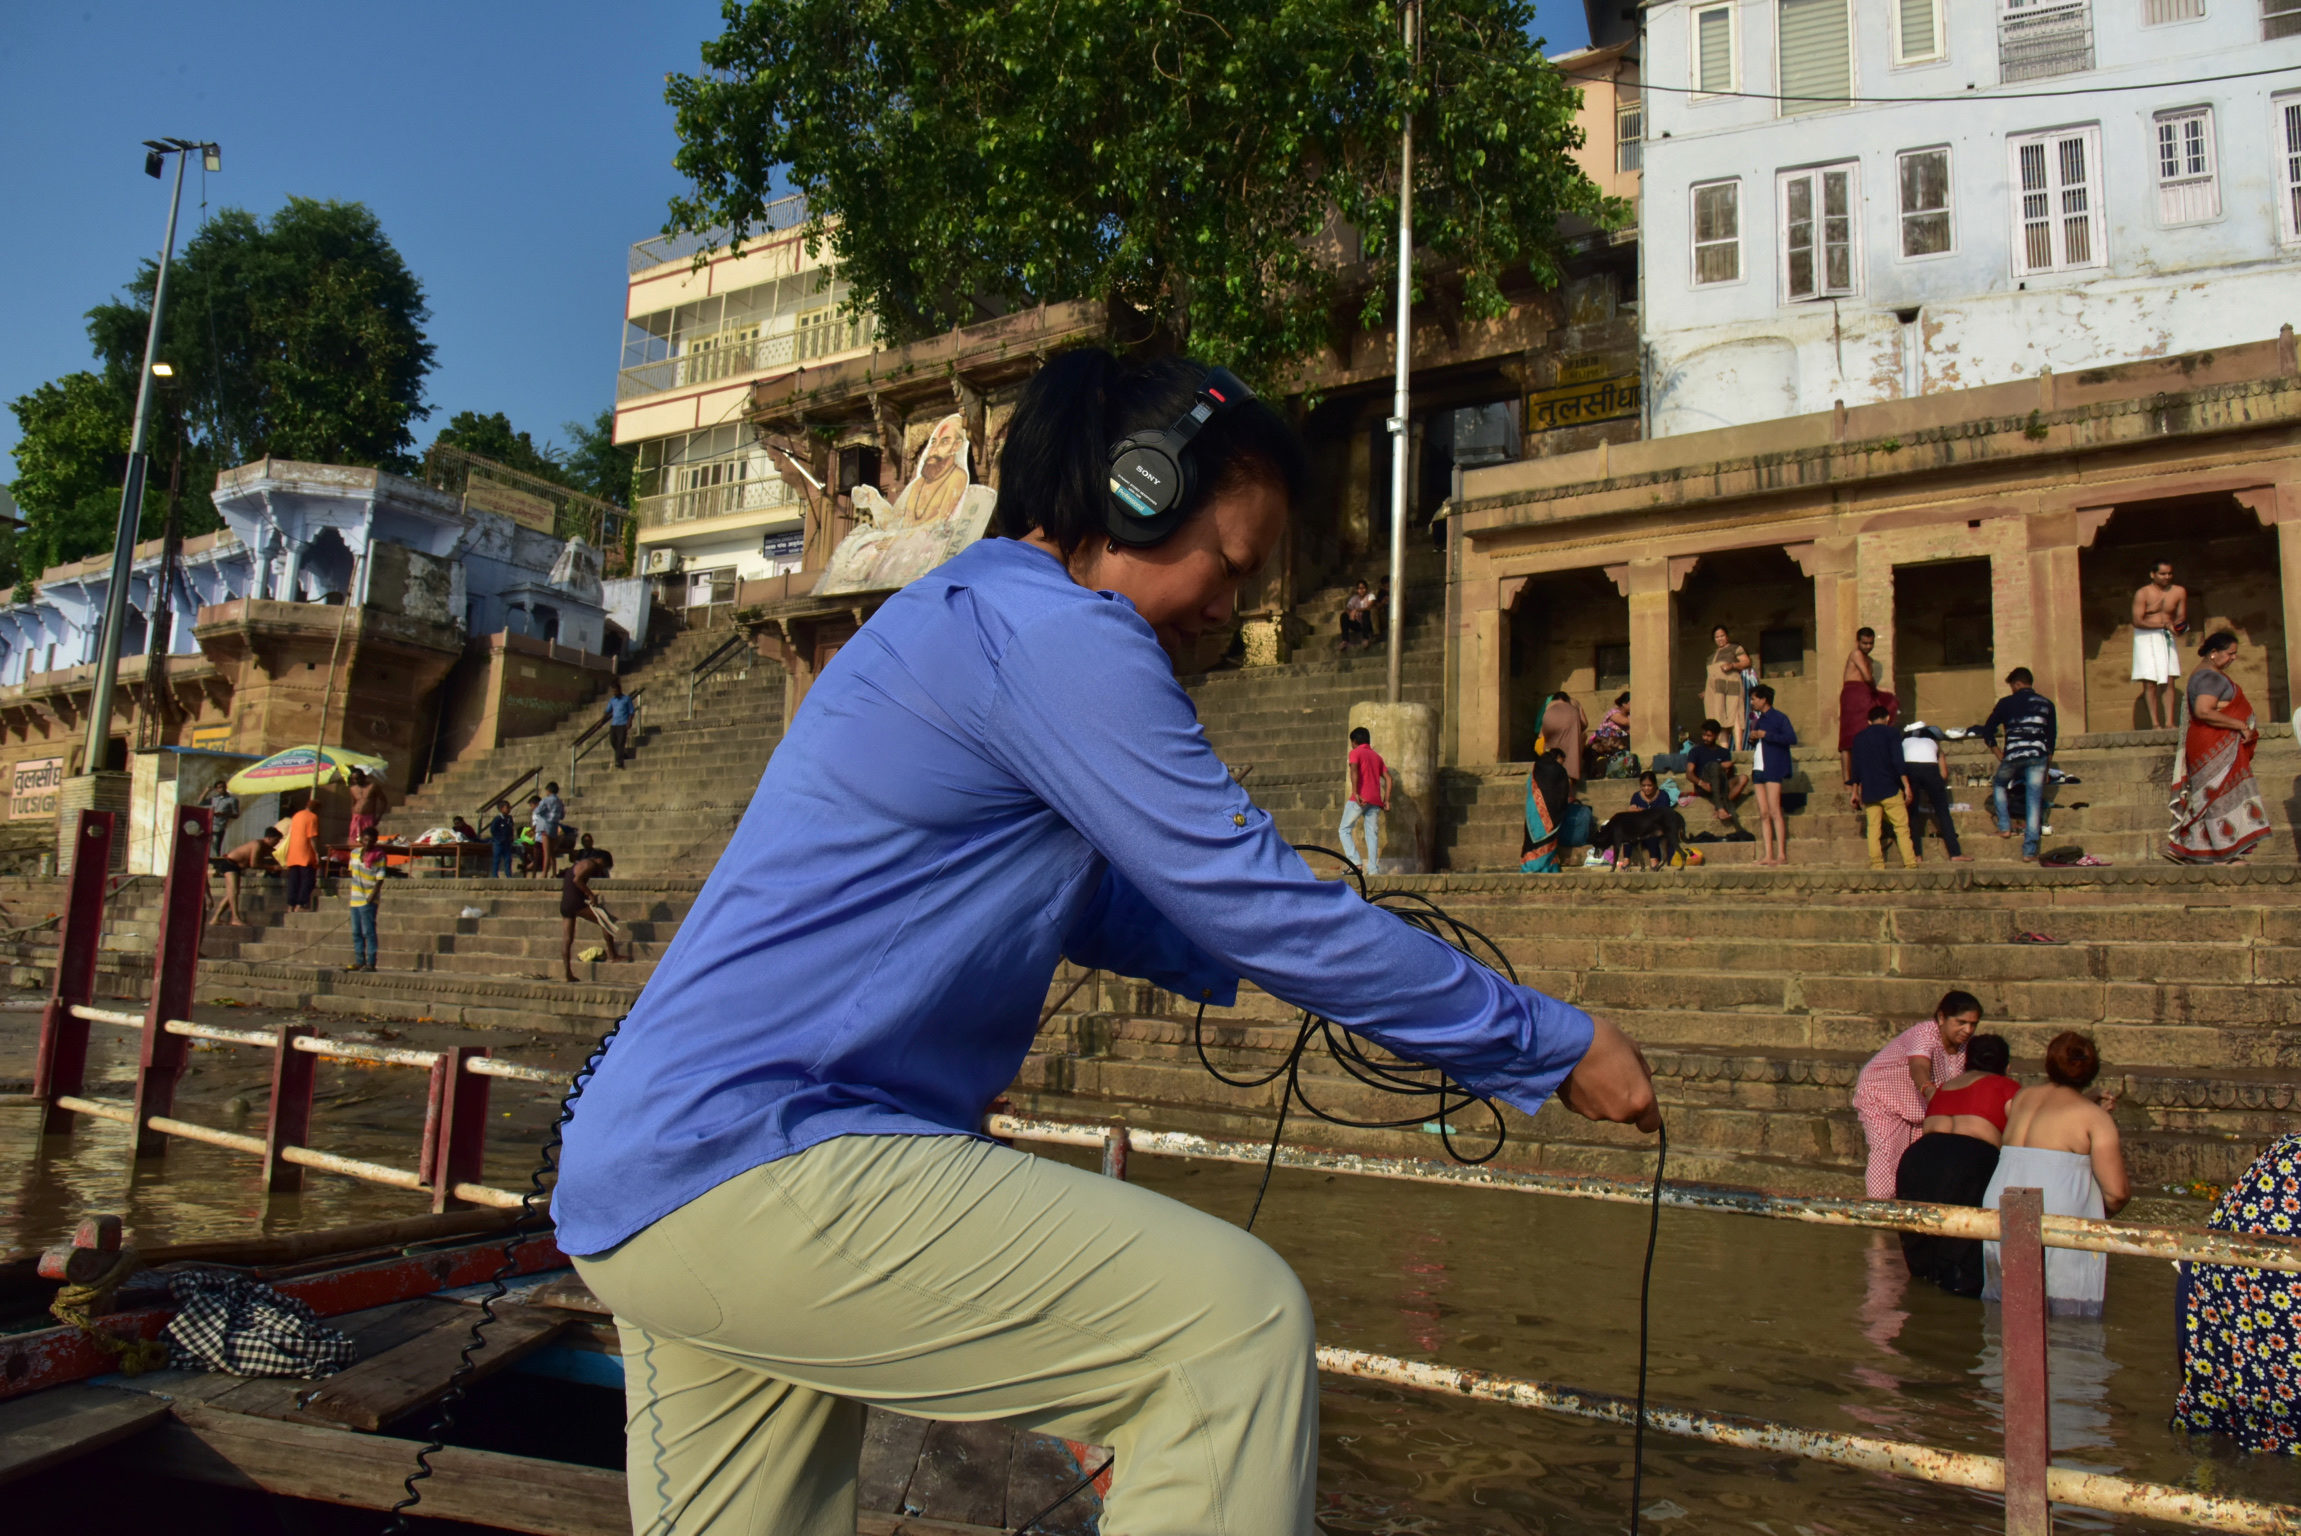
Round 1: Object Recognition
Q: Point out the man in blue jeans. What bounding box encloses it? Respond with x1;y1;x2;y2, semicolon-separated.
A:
1979;667;2057;862
487;798;519;879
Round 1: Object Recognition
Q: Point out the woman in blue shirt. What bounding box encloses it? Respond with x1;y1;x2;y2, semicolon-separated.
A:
556;350;1660;1536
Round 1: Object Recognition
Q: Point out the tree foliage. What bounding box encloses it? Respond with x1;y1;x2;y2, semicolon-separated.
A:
664;0;1617;381
6;198;435;593
432;410;566;481
558;409;636;508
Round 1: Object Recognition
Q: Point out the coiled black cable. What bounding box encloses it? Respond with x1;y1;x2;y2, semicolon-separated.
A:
1199;844;1670;1534
384;1015;626;1532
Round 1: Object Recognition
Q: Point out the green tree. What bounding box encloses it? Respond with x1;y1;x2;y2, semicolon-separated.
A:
663;0;1617;380
557;409;635;508
5;372;146;587
83;197;436;473
431;409;566;482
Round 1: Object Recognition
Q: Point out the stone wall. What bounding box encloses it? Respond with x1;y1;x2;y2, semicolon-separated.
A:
432;630;617;769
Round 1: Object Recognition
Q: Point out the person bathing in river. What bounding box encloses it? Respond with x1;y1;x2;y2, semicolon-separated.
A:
1984;1031;2130;1317
1852;990;1980;1200
1895;1032;2018;1296
552;349;1662;1536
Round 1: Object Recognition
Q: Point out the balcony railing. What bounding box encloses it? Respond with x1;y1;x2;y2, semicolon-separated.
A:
1999;0;2092;81
635;473;801;531
628;196;808;275
616;316;876;403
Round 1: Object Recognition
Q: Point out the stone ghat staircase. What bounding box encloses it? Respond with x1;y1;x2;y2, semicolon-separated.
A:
1442;729;2301;871
1011;864;2301;1201
386;625;787;877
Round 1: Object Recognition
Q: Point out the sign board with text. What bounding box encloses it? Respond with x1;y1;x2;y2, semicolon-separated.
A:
11;756;64;821
1526;375;1640;434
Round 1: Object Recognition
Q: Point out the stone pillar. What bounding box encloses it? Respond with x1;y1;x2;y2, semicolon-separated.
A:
1348;700;1436;874
1793;538;1859;750
56;771;130;875
2279;517;2301;721
2026;511;2087;729
276;540;304;603
1621;558;1675;760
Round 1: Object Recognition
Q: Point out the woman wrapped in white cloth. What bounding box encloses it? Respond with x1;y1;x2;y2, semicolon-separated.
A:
1983;1031;2131;1317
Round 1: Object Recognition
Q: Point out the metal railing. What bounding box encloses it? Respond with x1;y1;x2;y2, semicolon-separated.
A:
616;330;801;402
688;631;754;719
635;473;800;531
473;763;542;821
569;684;644;797
628;197;808;275
1999;0;2093;80
987;1113;2301;1536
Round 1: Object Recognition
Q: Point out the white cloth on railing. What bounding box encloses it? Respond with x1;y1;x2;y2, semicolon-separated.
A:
1980;1146;2108;1317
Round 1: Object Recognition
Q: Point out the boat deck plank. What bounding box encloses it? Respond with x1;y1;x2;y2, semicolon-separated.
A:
0;1383;166;1485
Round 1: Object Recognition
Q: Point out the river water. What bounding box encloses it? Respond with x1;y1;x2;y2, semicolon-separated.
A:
5;998;2296;1533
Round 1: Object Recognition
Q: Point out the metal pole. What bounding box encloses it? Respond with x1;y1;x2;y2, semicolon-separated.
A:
85;149;191;772
1384;0;1416;706
2000;1186;2055;1535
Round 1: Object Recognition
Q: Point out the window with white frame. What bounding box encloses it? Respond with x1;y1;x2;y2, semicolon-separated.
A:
1779;164;1860;298
2153;107;2219;224
1898;147;1954;255
1778;0;1853;114
1692;180;1743;283
2143;0;2204;22
2009;126;2105;275
1894;0;1946;62
1692;2;1738;94
1617;96;1643;173
2268;0;2301;38
2277;93;2301;243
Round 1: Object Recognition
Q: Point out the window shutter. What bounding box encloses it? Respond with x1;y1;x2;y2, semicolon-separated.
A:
2011;128;2104;274
1779;0;1852;114
1897;0;1939;58
2154;109;2218;224
2280;97;2301;242
1698;8;1734;92
2268;0;2301;39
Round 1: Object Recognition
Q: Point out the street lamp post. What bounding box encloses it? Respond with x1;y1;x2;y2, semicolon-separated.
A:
1385;1;1417;706
83;139;218;773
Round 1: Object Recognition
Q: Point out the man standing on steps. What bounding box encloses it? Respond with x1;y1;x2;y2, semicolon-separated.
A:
488;799;519;879
532;781;566;878
209;828;281;928
347;768;389;843
202;781;241;861
282;795;321;912
1980;667;2058;863
1848;703;1921;871
1339;725;1389;876
605;678;639;769
2131;560;2188;730
1838;628;1894;803
346;825;386;973
562;846;627;983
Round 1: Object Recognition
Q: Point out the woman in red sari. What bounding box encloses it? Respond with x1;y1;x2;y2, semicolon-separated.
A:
2167;629;2272;864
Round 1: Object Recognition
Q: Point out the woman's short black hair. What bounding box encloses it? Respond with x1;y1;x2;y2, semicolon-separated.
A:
2199;628;2239;657
1614;691;1631;706
1936;989;1983;1022
996;348;1306;560
1965;1033;2011;1075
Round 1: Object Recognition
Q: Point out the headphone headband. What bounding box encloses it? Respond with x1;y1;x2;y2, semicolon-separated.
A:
1104;366;1255;547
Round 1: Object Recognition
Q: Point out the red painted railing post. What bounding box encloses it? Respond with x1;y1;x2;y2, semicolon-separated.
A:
1101;1124;1131;1181
431;1046;493;1212
1999;1186;2053;1536
129;805;212;1158
32;811;117;1135
264;1023;317;1194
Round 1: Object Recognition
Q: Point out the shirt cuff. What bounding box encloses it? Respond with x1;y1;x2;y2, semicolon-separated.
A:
1487;991;1597;1119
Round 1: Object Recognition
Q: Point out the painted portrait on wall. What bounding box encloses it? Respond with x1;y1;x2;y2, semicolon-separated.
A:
813;413;998;596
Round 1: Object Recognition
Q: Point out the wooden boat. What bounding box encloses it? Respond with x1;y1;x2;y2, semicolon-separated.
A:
0;1211;1106;1534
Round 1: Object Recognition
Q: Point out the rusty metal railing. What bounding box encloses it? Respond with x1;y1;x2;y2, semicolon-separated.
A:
987;1113;2301;1536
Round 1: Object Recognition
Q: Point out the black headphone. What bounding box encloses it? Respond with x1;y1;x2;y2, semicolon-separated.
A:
1103;365;1255;548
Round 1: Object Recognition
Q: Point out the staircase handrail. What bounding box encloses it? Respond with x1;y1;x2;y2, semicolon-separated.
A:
687;632;754;720
474;763;542;820
569;684;647;796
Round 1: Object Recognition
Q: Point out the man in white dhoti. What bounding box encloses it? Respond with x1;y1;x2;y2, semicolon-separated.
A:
2130;561;2187;730
1983;1031;2130;1317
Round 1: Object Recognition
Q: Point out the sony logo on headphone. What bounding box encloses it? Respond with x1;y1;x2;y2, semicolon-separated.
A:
1128;462;1167;489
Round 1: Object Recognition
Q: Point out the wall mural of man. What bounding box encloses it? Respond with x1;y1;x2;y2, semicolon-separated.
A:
815;413;998;596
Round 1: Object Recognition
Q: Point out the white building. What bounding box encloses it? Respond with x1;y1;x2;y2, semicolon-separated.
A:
1637;0;2301;434
613;198;876;617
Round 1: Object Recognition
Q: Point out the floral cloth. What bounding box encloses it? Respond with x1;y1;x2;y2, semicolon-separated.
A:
1852;1018;1965;1199
2172;1134;2301;1453
2166;677;2272;864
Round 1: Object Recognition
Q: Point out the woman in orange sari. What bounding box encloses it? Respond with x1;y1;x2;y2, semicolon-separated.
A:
2167;630;2272;864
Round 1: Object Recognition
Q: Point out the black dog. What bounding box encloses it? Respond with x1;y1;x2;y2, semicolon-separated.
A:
1591;805;1688;871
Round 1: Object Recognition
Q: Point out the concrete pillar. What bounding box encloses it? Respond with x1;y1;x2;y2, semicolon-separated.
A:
1469;603;1506;766
2279;518;2301;722
1348;700;1436;873
2025;512;2087;729
1623;557;1674;760
1800;538;1859;750
276;540;304;603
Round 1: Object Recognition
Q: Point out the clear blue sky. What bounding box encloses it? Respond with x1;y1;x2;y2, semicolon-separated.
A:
0;1;1591;476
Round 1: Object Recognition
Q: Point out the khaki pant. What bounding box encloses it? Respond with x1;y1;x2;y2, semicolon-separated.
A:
1864;790;1919;869
575;1133;1319;1536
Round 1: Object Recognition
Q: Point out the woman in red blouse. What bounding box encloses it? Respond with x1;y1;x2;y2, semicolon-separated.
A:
1895;1033;2018;1296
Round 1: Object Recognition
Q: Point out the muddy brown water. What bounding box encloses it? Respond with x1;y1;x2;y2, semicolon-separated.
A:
4;996;2296;1534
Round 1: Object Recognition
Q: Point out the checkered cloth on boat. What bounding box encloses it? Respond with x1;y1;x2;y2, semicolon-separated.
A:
163;1271;356;1378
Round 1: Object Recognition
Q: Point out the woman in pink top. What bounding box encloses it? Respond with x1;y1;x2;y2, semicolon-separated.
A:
1852;989;1981;1199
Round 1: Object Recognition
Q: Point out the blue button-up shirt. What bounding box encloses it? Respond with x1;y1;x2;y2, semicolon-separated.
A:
554;538;1594;1257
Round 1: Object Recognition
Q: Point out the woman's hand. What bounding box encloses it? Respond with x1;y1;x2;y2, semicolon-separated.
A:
1561;1017;1662;1133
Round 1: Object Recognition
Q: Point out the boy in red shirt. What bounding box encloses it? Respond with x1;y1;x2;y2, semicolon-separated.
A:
1340;726;1391;876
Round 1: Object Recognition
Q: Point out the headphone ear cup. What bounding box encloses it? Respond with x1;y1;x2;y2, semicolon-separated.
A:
1105;433;1191;547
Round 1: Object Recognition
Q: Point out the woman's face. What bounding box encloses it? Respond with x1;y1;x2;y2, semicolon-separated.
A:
1714;627;1730;645
1082;473;1287;656
2205;643;2237;671
1940;1010;1981;1047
